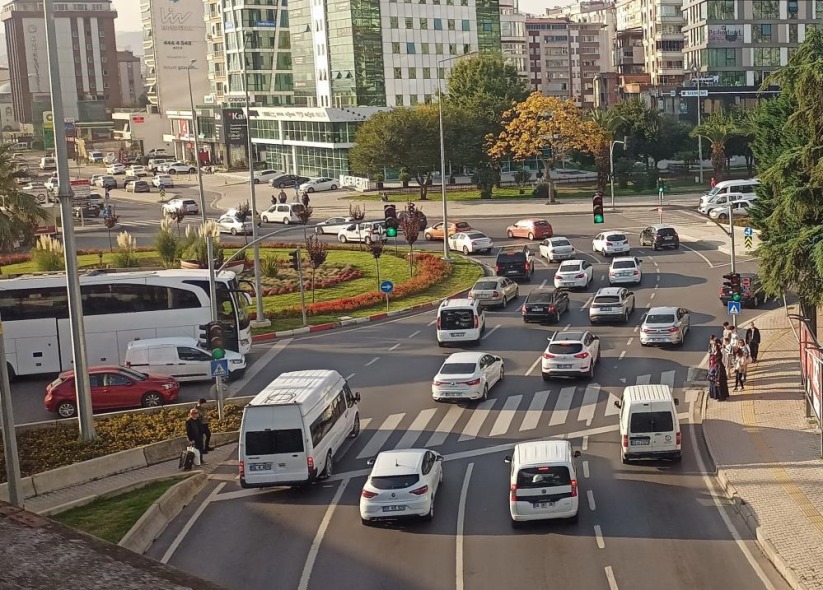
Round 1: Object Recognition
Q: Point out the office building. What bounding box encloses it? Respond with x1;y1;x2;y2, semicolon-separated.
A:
117;50;142;107
614;0;644;76
203;0;227;105
500;0;527;79
2;0;122;124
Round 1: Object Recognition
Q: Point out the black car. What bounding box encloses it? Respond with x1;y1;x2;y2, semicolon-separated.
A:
719;273;764;307
522;288;569;323
98;177;117;190
495;245;535;281
270;174;309;189
639;224;680;250
127;180;151;193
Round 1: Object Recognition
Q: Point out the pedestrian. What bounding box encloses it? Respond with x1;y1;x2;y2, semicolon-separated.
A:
707;362;719;400
722;336;733;375
185;408;205;465
711;177;717;189
708;334;717;356
745;322;761;362
733;349;747;391
722;322;738;346
279;188;287;203
294;187;300;202
195;398;213;454
711;339;724;367
717;360;730;400
301;192;310;207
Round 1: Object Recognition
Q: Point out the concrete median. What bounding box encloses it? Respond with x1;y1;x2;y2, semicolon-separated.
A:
31;447;148;497
142;436;188;466
0;476;36;503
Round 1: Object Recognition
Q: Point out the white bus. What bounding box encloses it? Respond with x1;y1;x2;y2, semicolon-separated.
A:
0;269;252;378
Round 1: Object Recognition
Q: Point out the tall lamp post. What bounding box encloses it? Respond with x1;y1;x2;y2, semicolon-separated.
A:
240;33;268;327
186;60;225;419
690;63;704;185
609;137;626;209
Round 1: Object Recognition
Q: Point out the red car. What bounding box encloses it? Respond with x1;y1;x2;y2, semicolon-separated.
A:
506;218;553;240
44;366;180;419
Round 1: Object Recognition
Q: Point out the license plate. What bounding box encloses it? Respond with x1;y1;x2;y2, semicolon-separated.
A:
531;307;544;312
507;270;518;275
556;364;573;369
663;236;673;241
450;332;465;337
536;501;555;508
600;307;613;312
382;505;406;512
249;462;272;471
630;439;650;446
562;281;574;286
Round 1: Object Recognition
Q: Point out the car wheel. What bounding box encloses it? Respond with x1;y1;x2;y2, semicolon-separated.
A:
653;244;659;251
621;451;630;465
718;214;728;223
587;363;595;380
542;372;551;382
283;218;290;225
482;385;488;401
361;518;373;527
339;235;348;243
6;363;16;383
499;364;504;382
554;311;561;323
423;497;435;521
262;215;269;223
624;310;630;324
672;454;683;463
507;230;514;238
230;228;237;235
253;178;260;184
307;187;315;193
189;168;196;174
511;518;522;529
674;241;680;249
350;413;360;438
424;232;433;241
320;452;333;480
528;233;534;240
463;246;469;255
316;227;325;235
169;169;177;174
57;401;77;419
331;184;338;190
141;392;164;408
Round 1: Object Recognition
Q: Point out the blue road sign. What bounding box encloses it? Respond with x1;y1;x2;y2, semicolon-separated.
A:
744;227;754;237
380;280;394;294
210;359;229;378
727;301;741;316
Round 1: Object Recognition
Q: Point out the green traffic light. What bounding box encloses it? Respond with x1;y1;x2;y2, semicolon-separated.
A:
212;348;225;360
386;227;397;238
732;293;741;302
594;215;604;224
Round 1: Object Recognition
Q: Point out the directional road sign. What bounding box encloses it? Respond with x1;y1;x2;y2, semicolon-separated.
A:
159;189;166;200
741;277;751;288
210;359;229;378
743;227;754;237
727;301;741;316
380;280;394;294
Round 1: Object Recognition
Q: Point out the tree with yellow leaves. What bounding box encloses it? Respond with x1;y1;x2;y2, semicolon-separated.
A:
488;93;602;202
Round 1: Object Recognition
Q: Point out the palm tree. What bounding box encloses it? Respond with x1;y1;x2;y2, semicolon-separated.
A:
690;112;743;182
588;108;624;193
0;143;46;251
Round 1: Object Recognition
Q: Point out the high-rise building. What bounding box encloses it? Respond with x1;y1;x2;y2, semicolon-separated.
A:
614;0;644;76
203;0;227;105
500;0;527;79
1;0;122;124
117;50;143;107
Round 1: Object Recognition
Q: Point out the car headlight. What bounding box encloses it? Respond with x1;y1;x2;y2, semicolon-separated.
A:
240;338;250;347
162;383;175;390
230;359;243;365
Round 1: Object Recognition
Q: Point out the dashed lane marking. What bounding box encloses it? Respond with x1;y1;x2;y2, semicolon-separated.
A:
364;357;380;367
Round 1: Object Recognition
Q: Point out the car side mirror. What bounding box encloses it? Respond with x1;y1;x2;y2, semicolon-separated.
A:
504;455;512;464
592;335;600;340
614;400;622;409
354;392;361;402
366;458;376;466
436;455;444;462
573;450;582;458
674;398;680;406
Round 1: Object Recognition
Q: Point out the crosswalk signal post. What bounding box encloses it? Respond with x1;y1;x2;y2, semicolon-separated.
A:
592;193;605;224
384;204;398;238
208;322;225;360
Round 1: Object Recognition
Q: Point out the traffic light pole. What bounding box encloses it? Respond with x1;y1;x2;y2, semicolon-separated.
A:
729;204;737;328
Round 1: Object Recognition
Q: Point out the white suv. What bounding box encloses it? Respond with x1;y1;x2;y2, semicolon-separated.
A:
162;198;199;215
541;330;600;380
260;203;306;224
338;221;387;244
588;287;636;324
608;257;642;285
592;231;630;257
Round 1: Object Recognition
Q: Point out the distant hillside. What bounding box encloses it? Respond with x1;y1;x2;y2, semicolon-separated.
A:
116;31;144;56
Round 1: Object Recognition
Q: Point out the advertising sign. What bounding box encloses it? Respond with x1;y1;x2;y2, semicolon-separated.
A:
43;111;54;151
800;321;822;422
708;24;743;46
222;108;248;147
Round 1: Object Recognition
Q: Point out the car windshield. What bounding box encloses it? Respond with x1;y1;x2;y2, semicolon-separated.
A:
370;474;420;490
527;292;554;303
548;342;583;354
516;466;571;488
612;261;636;269
594;295;620;304
646;314;675;324
465;232;486;239
606;234;626;241
183;200;196;206
440;309;475;330
550;239;571;247
439;362;478;374
455;222;471;230
630;411;674;433
474;281;499;290
498;252;525;261
559;263;581;272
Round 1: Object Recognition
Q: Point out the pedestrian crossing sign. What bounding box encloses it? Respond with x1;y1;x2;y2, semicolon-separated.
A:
210;359;229;378
727;301;741;316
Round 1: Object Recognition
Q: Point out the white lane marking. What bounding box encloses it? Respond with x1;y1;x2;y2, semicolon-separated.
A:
356;413;405;459
587;489;597;511
649;292;656;300
661;370;676;389
654;284;659;290
578;384;599;426
428;319;437;326
408;330;420;338
633;325;639;333
490;395;522;437
395;408;437;450
335;417;372;461
656;275;661;282
364;357;380;367
594;524;606;549
679;242;714;268
605;566;619;590
539;279;547;288
481;324;501;340
652;259;659;268
521;389;550;431
388;343;401;351
161;482;226;563
456;463;474;590
297;478;350;590
425;405;464;447
345;373;356;381
458;399;496;441
230;338;292;397
605;393;621;416
564;323;571;331
635;374;651;385
360;418;372;430
618;351;626;360
582;435;589;451
525;356;542;377
626;338;634;346
582;296;594;309
583;460;590;478
548;386;575;427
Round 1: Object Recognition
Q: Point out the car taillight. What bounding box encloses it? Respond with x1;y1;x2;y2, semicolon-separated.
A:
521;307;526;315
676;431;682;446
410;485;429;496
495;265;501;273
548;305;555;312
436;317;441;329
239;460;245;478
307;456;315;473
622;435;628;448
474;315;479;328
643;328;653;333
668;326;680;333
574;352;590;359
361;489;378;499
575;274;585;279
570;479;578;498
510;483;518;501
606;241;614;246
543;353;555;359
555;274;562;280
492;291;500;298
464;378;481;385
633;270;640;275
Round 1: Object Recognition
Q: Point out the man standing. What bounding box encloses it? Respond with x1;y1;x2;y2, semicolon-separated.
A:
745;322;761;362
196;398;213;454
185;408;206;465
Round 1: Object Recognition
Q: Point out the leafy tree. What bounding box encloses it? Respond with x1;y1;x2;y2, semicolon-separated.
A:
0;143;46;251
349;106;440;199
366;238;384;287
488;94;600;202
690;112;742;182
588;108;624;192
446;53;529;118
749;28;823;317
348;202;366;221
647;115;694;166
296;205;313;225
399;209;424;276
304;235;328;302
609;99;660;166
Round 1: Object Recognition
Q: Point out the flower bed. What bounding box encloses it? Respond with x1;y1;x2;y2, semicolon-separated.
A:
260;262;364;296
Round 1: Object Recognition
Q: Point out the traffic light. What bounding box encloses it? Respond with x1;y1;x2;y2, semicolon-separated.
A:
592;193;604;224
288;249;300;271
384;204;398;237
723;272;742;301
657;178;665;194
197;323;210;349
208;322;225;360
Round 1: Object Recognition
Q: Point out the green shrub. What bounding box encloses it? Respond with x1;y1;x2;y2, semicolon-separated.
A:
532;182;549;198
154;220;179;268
112;231;140;268
32;235;65;271
262;253;279;278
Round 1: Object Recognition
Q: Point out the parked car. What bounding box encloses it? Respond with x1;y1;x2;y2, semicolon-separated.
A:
152;174;174;188
162;198;199;215
468;277;519;308
107;163;126;175
638;224;680;250
494;245;535;281
505;218;553;240
338;221;387;244
95;175;117;190
298;177;338;193
217;213;254;235
122;174;138;186
126;165;148;177
270;174;310;189
424;221;472;241
539;237;576;262
251;169;284;184
260;203;306;224
88;151;105;163
314;216;355;234
161;162;197;174
126;180;151;193
521;288;570;324
447;231;494;255
44;365;179;418
639;306;691;347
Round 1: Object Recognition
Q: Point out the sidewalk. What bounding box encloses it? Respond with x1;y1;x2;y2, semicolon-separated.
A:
703;305;823;590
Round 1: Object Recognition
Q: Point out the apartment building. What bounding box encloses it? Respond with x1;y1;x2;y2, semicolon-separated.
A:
117;50;142;107
500;0;527;79
615;0;644;76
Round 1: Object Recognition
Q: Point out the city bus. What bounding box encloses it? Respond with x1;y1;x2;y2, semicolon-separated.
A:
0;269;252;378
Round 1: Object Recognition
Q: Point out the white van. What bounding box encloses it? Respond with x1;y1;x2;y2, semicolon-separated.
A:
239;370;361;488
614;384;681;463
698;191;757;215
698;179;759;209
124;337;246;381
436;298;485;346
39;157;56;170
505;439;581;525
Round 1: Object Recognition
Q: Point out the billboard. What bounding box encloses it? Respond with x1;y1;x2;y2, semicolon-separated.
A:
708;25;743;46
150;0;209;113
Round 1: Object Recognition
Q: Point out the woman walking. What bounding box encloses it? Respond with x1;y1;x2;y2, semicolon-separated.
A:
733;349;746;391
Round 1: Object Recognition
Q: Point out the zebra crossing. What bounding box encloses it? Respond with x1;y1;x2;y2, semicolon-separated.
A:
119;219;198;229
344;370;679;461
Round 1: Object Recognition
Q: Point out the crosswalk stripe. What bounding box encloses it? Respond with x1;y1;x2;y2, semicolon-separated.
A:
458;399;495;442
356;413;404;459
661;370;675;389
635;374;651;385
359;418;372;431
394;408;437;450
604;393;621;416
548;386;575;427
520;390;550;431
489;395;522;437
578;384;599;426
424;405;464;447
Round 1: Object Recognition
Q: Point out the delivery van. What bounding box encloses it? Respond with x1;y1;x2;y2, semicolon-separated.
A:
614;384;681;463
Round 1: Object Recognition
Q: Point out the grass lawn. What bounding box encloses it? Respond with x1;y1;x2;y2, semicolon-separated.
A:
53;477;185;544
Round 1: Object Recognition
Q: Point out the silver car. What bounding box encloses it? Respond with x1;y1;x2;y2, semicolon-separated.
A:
639;306;691;346
588;287;635;324
469;277;519;308
539;237;576;262
608;257;642;285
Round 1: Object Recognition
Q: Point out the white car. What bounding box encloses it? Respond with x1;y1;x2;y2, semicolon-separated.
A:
106;163;126;175
127;165;148;177
708;200;752;222
314;216;355;234
539;237;576;262
216;213;254;235
299;177;338;193
448;231;494;255
337;221;387;244
469;277;518;308
162;198;199;215
251;169;284;184
161;162;197;174
261;203;307;224
44;177;59;192
432;351;504;402
360;449;443;524
152;174;174;188
541;330;600;381
639;306;691;347
608;256;642;285
553;260;593;290
89;174;104;186
592;231;630;257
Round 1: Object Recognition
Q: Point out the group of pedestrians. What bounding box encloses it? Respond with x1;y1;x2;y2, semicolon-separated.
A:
271;188;310;207
707;322;761;400
184;398;214;466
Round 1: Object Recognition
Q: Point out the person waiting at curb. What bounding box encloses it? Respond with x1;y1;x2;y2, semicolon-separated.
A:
185;408;206;465
196;398;214;454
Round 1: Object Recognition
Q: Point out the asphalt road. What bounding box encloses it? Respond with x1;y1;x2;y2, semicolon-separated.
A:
139;209;788;590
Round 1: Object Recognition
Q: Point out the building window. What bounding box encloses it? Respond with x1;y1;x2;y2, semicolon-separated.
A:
707;47;736;67
816;0;823;18
392;42;401;54
98;29;104;37
752;0;778;19
407;42;416;54
423;67;431;79
424;94;433;103
396;95;404;106
408;67;417;79
420;18;427;29
405;17;413;29
421;43;430;54
438;67;445;78
434;18;442;30
787;0;798;18
435;43;443;54
449;44;457;54
707;0;734;19
753;46;781;66
752;24;772;43
462;19;470;31
390;16;398;28
789;23;798;43
463;44;471;54
448;19;455;31
461;0;468;5
394;67;403;78
410;95;418;105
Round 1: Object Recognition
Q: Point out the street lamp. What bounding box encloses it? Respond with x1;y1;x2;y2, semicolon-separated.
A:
239;33;268;328
437;51;476;261
609;137;626;209
690;63;704;185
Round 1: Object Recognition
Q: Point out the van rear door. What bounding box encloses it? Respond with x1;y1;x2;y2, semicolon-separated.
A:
628;405;675;453
242;406;309;485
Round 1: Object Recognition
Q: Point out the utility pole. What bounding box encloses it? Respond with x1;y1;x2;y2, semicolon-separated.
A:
45;0;95;440
609;138;625;209
296;248;307;327
0;320;23;507
729;203;737;329
691;64;704;185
